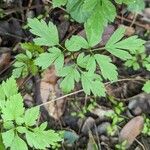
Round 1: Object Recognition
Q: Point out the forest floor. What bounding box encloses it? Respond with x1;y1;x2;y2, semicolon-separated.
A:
0;0;150;150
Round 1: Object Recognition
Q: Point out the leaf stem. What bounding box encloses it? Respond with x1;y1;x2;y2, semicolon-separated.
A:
59;44;67;52
91;47;105;52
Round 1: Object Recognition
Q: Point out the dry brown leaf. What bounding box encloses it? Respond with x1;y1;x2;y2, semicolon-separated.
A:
119;116;144;148
40;67;66;120
0;52;11;71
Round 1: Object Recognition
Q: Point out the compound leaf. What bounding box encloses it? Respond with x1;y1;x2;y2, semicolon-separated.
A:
11;134;28;150
85;0;116;47
81;71;106;96
24;106;39;126
1;94;24;121
65;35;89;52
105;27;145;60
2;77;18;98
25;127;62;149
60;65;80;93
2;129;15;148
35;47;64;70
94;54;118;81
28;18;59;46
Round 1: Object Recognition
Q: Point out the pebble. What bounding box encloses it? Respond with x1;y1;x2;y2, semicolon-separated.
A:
128;93;150;115
81;117;95;134
95;122;111;135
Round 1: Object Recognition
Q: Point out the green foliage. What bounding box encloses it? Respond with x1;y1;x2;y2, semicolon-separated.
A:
26;17;146;97
128;0;145;13
52;0;67;8
27;18;59;46
105;27;145;60
115;141;127;150
124;46;150;71
12;43;43;78
106;97;125;136
115;0;132;4
52;0;135;47
142;80;150;93
65;35;89;51
142;117;150;136
71;99;97;118
0;77;63;150
0;8;5;18
35;47;64;71
59;65;80;93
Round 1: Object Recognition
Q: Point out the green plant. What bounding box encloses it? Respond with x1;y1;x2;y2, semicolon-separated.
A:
124;46;150;71
0;77;63;150
71;99;97;118
142;117;150;136
106;97;125;136
115;140;127;150
52;0;134;47
142;80;150;93
24;18;145;97
13;43;44;78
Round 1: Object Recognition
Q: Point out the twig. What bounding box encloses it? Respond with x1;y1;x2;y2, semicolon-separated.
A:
37;89;84;107
135;138;146;150
117;15;150;30
130;13;138;27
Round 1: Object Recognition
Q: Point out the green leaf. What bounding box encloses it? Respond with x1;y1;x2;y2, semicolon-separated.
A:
0;85;5;108
60;65;80;93
0;133;5;150
28;18;59;46
145;64;150;71
105;27;145;60
65;35;89;51
2;77;18;98
84;5;106;47
77;53;90;68
21;42;44;54
11;134;28;150
35;47;64;70
115;0;133;4
128;0;145;13
52;0;67;7
77;53;96;73
25;128;62;149
94;54;118;81
1;94;24;121
24;106;39;126
85;0;116;47
82;0;97;12
81;72;106;96
2;129;14;148
39;122;48;130
3;121;14;129
16;127;27;134
66;0;92;23
142;81;150;93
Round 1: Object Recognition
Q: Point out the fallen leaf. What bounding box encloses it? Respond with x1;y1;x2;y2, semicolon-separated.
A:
0;52;11;71
119;116;144;148
40;67;66;120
